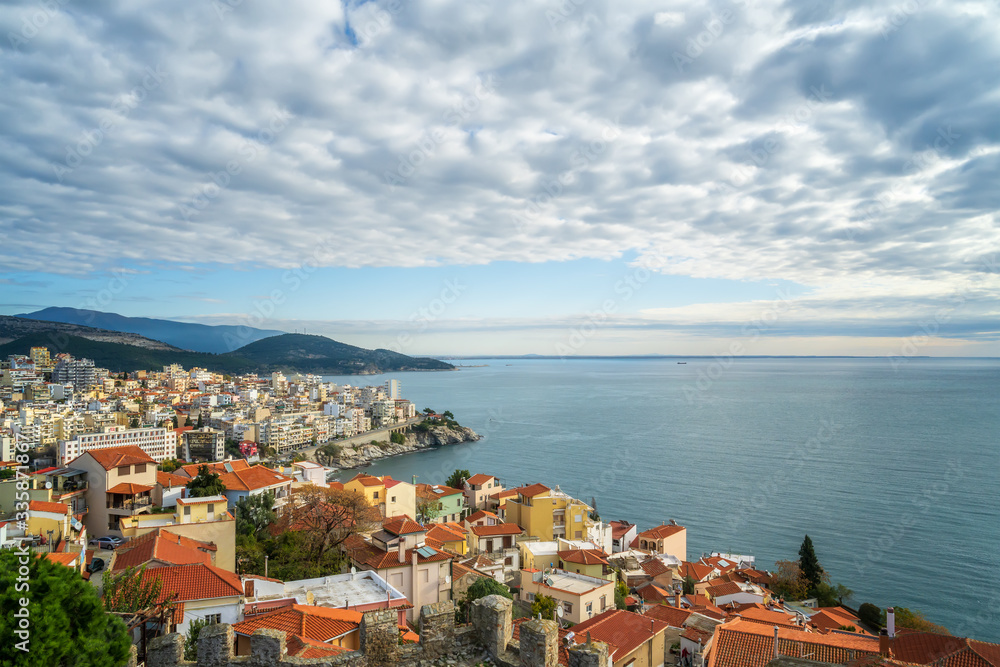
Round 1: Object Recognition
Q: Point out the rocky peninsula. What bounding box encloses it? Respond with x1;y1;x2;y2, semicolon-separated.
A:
313;423;480;469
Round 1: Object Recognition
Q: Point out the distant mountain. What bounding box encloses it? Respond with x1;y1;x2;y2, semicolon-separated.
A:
0;315;177;351
232;333;455;374
0;331;454;375
18;307;285;353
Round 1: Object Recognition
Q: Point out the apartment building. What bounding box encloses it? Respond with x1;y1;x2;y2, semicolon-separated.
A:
58;425;176;465
519;568;615;625
70;445;157;538
182;427;225;461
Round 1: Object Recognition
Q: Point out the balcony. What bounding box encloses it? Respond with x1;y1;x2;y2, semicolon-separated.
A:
106;495;152;515
52;481;88;499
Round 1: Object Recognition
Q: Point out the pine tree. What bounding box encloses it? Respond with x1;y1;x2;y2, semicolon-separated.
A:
798;535;824;593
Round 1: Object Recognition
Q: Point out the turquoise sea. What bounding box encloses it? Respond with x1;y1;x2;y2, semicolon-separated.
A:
324;358;1000;641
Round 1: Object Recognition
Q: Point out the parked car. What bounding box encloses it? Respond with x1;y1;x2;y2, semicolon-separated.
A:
87;557;105;574
88;536;123;550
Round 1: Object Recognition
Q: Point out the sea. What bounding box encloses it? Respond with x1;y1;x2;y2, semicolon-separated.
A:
323;357;1000;641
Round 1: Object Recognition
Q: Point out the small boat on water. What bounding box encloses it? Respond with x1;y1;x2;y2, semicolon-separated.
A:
677;362;687;364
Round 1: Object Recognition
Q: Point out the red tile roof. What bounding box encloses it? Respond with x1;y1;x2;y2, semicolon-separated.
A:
157;471;189;488
178;460;250;479
425;523;466;548
471;523;523;537
232;604;361;643
382;515;425;536
28;500;69;515
344;535;451;570
641;557;672;578
610;520;635;540
465;473;495;486
644;604;693;628
636;582;673;604
680;561;716;582
571;609;671;660
886;632;1000;667
78;445;156;470
107;482;154;495
348;473;384;487
285;635;350;659
558;549;609;566
42;552;80;567
706;581;744;599
734;606;800;629
638;523;686;539
217;465;293;492
129;563;243;604
466;510;499;524
513;483;550;498
111;529;214;572
707;619;880;667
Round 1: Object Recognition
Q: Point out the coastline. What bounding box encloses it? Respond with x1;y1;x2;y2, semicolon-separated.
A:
313;424;480;470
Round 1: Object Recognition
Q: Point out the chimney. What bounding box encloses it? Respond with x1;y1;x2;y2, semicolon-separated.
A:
773;626;779;660
397;539;405;563
887;607;895;638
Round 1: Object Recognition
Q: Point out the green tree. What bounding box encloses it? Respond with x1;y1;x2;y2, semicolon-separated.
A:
798;535;824;593
446;469;471;489
423;407;435;415
0;550;131;667
129;416;140;428
858;603;882;630
390;431;405;445
615;580;630;609
442;410;454;420
195;413;205;429
235;490;276;539
683;575;696;595
160;458;181;473
184;617;210;660
531;593;557;620
457;577;512;621
104;564;164;614
186;464;226;497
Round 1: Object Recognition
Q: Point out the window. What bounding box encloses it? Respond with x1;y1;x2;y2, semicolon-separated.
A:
117;465;130;476
373;491;379;499
422;569;429;583
600;595;607;611
391;496;396;503
184;505;191;516
135;463;146;474
586;602;593;616
526;592;535;602
574;531;582;539
564;602;573;613
204;614;222;625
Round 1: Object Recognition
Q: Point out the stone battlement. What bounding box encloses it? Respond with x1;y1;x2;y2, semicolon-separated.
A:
145;596;610;667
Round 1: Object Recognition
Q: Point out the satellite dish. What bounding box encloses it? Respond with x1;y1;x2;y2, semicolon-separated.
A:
45;482;53;489
557;605;564;618
350;566;356;575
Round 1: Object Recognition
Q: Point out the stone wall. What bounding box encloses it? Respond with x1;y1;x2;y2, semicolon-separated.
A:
144;594;588;667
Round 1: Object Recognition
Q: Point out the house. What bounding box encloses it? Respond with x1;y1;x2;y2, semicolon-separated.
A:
131;562;245;635
485;488;519;520
416;483;466;523
231;604;361;656
558;548;613;581
42;550;87;576
705;580;768;607
25;500;80;546
707;618;880;667
381;476;416;519
519;568;615;624
344;473;385;506
154;470;189;508
679;560;718;584
467;522;523;578
110;528;215;572
644;603;724;665
344;515;453;622
463;473;503;511
424;522;468;556
523;539;605;572
464;509;500;528
118;495;236;571
216;465;294;511
571;609;671;667
68;445;157;539
610;519;638;553
175;459;251;480
505;483;595;542
635;522;687;560
290;460;327;487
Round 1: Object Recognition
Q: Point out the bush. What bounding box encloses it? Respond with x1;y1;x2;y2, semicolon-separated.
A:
858;603;882;629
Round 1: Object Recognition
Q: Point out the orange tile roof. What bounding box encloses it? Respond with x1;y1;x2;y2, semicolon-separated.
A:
885;632;1000;667
178;460;250;478
558;549;609;566
130;563;243;604
637;582;673;604
345;536;451;570
348;473;384;487
471;523;523;537
217;465;293;492
644;604;693;628
233;604;361;643
107;482;154;495
707;619;880;667
735;606;799;629
285;635;350;659
383;516;425;536
28;500;69;514
77;445;157;470
513;483;550;498
112;529;214;572
42;552;79;567
641;557;672;578
465;473;495;486
610;520;636;540
680;561;716;582
466;510;499;523
425;523;466;548
415;483;464;499
638;523;686;539
706;581;745;598
157;471;189;488
571;609;671;660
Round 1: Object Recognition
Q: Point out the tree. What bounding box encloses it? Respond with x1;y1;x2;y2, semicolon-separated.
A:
771;560;809;600
278;486;380;565
186;464;226;498
316;443;342;466
390;431;405;445
615;580;630;609
446;469;471;489
858;603;882;630
416;496;442;524
589;496;600;521
160;458;181;473
235;490;276;539
103;564;165;614
129;416;140;428
881;607;949;635
442;410;454;420
195;413;205;429
839;625;859;632
683;575;696;595
531;593;557;620
423;407;435;415
457;577;512;621
0;549;131;667
184;617;210;660
798;535;824;593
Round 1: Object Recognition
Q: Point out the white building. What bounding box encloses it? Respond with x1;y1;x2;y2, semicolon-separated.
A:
59;425;177;465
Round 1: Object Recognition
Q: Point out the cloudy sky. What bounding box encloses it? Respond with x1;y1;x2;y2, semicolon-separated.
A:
1;0;998;356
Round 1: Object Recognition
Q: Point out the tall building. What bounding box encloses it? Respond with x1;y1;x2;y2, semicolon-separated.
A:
52;356;101;389
183;427;225;462
29;347;53;373
59;425;176;466
385;379;401;400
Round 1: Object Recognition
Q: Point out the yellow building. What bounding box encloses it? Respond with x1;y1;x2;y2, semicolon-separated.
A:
119;495;236;571
505;483;593;542
26;500;75;545
635;522;687;561
344;473;386;507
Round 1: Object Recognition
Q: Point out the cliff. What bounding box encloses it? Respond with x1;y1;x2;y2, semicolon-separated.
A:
321;425;480;469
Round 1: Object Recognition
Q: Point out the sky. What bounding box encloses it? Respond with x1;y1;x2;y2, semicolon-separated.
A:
1;0;998;356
